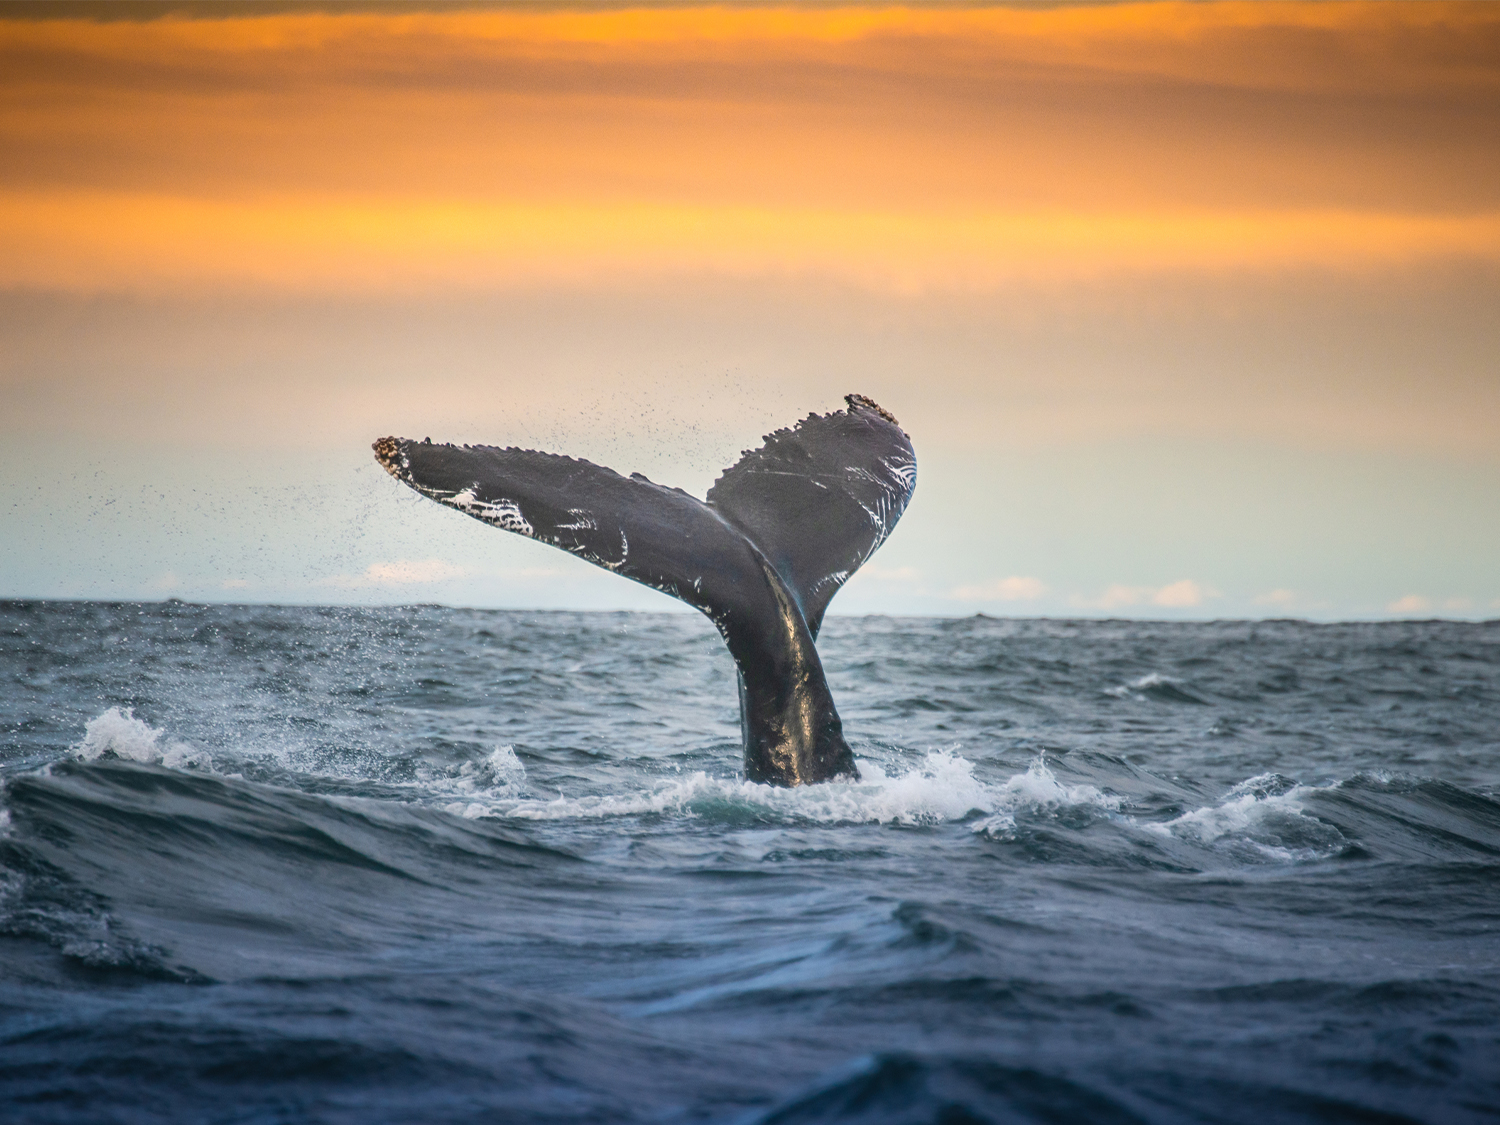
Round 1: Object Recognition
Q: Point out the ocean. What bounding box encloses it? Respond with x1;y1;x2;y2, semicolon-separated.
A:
1;600;1497;1123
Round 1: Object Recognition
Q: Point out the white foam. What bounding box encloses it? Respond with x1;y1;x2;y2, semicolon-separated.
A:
74;707;209;769
1145;772;1346;862
441;749;991;824
422;746;528;814
442;749;1124;831
1105;672;1176;698
970;756;1122;837
52;709;1351;868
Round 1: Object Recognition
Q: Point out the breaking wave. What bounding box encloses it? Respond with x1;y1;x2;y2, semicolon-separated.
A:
58;708;1356;868
1146;772;1350;862
74;706;210;769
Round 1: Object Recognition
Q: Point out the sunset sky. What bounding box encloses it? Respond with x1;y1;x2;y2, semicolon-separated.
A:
3;1;1497;618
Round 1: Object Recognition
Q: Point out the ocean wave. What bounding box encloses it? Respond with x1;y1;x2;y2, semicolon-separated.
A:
62;708;1066;830
7;607;1496;1123
969;757;1122;838
0;838;200;980
73;706;211;770
743;1052;1139;1125
49;709;1485;871
1144;772;1349;863
442;749;998;826
1104;672;1208;705
441;750;1134;837
419;745;529;802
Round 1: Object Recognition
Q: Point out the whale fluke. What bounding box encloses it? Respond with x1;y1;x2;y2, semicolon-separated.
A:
707;394;916;640
373;394;916;787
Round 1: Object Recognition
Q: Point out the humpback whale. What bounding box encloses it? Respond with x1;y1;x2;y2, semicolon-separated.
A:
373;394;916;787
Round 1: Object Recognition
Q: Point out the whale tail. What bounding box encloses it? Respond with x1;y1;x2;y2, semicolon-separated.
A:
373;394;916;786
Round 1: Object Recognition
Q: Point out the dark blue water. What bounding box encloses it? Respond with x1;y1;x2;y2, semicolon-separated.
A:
2;601;1498;1123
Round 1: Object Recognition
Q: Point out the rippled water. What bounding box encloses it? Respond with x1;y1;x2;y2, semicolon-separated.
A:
2;601;1498;1123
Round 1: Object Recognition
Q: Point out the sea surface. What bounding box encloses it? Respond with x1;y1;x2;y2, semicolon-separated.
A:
1;601;1498;1123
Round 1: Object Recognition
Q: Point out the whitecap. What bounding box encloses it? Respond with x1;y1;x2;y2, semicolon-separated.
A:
970;756;1121;838
1145;772;1347;862
420;746;529;812
74;707;209;769
1104;672;1207;705
444;749;993;825
1104;672;1179;698
445;749;1122;832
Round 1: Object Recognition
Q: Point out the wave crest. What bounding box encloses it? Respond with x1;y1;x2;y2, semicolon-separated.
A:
74;707;209;769
1146;771;1348;862
971;757;1122;838
445;749;996;825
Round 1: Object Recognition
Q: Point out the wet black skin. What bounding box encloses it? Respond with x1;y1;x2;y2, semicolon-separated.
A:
731;549;857;786
373;394;913;787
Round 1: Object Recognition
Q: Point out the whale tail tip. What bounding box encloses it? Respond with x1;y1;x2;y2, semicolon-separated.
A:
844;393;901;427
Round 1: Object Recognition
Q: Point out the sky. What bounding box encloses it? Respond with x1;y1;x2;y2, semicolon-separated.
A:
2;1;1497;619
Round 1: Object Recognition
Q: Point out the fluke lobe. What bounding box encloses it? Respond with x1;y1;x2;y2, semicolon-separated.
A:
373;394;916;787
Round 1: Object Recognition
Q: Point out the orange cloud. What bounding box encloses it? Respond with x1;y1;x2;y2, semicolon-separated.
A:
4;191;1498;293
2;3;1497;293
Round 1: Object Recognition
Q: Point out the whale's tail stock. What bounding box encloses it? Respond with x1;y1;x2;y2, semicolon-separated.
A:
373;394;916;787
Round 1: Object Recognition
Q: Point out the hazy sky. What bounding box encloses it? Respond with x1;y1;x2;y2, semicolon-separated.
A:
2;2;1497;618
